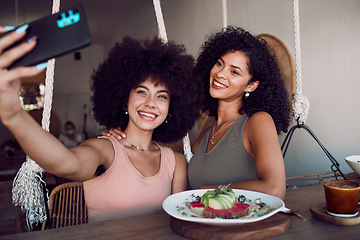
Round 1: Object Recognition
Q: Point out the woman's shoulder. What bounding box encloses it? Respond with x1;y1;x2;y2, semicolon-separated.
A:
155;142;178;158
156;143;185;170
82;135;113;144
245;112;276;134
173;151;187;171
173;151;186;161
247;111;274;123
79;137;115;156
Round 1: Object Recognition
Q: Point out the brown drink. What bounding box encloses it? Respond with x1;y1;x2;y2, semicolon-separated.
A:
324;180;360;217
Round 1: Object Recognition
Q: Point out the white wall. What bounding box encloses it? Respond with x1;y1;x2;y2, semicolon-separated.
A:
1;0;359;178
282;0;360;176
52;44;105;139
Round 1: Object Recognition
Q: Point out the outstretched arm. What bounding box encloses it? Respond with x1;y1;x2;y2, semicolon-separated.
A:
0;26;113;182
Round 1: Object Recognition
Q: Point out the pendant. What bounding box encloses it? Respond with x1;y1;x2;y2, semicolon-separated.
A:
132;144;145;151
210;138;214;144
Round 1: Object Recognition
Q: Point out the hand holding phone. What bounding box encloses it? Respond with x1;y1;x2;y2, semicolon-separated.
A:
0;4;91;70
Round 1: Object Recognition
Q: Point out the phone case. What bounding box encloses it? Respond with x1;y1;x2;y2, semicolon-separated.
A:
2;4;91;69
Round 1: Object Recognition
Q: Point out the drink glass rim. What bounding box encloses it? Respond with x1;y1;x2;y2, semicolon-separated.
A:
324;179;360;190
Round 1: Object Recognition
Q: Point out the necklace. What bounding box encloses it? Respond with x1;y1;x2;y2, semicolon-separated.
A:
124;138;147;151
210;114;240;144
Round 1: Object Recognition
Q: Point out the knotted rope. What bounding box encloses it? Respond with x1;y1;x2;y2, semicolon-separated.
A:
282;0;346;180
292;0;310;123
12;0;60;230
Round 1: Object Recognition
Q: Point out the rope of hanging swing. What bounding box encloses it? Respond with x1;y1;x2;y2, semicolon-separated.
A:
281;0;346;179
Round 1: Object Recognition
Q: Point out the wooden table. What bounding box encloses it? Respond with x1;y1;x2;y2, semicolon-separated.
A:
2;181;360;240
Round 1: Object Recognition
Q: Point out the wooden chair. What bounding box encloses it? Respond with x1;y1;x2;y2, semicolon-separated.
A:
42;182;88;230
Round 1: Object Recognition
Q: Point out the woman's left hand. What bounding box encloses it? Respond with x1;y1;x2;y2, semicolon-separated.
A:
0;26;44;123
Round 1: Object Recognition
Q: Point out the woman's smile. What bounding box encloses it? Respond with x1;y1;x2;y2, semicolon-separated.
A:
137;110;158;121
212;79;228;89
127;77;170;130
209;51;254;101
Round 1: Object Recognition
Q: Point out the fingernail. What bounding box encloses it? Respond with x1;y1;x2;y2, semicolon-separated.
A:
107;133;110;137
36;62;48;70
117;136;122;140
4;26;15;31
15;24;29;34
26;36;37;43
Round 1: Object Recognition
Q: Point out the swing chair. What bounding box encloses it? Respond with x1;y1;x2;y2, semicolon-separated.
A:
280;0;346;186
254;1;346;187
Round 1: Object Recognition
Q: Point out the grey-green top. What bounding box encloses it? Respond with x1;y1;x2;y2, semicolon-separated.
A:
188;115;257;189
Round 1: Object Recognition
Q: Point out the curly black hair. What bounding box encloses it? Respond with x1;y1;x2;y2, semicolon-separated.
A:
195;26;291;133
91;36;204;143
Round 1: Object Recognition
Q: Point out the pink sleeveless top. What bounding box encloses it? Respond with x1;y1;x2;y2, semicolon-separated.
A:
83;136;176;222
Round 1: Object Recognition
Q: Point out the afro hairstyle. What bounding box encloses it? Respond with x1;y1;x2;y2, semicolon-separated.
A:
195;26;291;134
91;36;204;143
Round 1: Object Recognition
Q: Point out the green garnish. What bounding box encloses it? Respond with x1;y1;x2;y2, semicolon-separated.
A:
200;185;235;208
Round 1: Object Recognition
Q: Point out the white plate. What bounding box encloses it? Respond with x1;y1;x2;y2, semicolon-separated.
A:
162;189;287;226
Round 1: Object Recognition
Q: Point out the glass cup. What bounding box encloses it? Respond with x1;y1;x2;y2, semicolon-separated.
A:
324;179;360;217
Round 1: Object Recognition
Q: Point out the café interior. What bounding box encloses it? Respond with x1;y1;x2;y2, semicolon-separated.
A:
0;0;359;239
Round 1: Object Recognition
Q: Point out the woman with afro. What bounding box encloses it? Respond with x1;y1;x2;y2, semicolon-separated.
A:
188;26;291;200
0;28;203;221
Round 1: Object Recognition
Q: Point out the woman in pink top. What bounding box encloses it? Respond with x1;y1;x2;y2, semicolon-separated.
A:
0;26;203;221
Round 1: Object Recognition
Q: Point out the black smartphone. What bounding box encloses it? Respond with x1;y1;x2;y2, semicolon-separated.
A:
1;4;91;69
